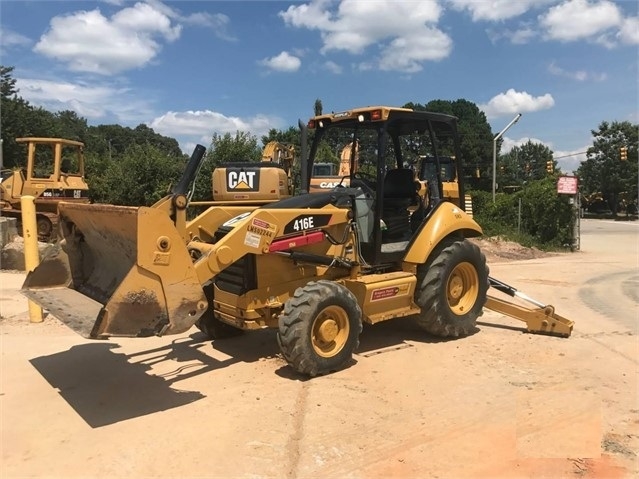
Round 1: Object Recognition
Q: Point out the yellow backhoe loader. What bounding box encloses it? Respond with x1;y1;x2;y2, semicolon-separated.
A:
22;106;573;377
1;137;89;240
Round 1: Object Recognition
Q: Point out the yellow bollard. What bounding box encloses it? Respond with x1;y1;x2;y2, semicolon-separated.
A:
20;195;43;323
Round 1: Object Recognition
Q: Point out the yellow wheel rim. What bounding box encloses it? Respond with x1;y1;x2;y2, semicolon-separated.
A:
446;262;479;315
311;305;350;358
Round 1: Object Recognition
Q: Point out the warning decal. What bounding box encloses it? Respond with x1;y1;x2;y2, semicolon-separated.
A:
371;287;400;301
244;231;261;248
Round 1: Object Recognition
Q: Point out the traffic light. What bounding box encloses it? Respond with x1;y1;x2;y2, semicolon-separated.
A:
546;160;554;174
620;146;628;161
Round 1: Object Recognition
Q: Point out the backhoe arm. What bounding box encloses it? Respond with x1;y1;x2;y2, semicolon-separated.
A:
485;277;574;337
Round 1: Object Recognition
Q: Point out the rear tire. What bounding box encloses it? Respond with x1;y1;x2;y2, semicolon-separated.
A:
277;280;362;377
415;239;488;337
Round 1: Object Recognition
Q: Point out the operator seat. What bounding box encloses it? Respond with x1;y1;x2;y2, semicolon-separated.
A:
382;169;416;241
383;169;415;208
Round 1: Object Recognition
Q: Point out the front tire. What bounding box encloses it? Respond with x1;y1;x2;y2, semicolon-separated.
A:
195;283;243;339
195;312;243;339
36;215;53;241
415;239;488;337
277;280;362;376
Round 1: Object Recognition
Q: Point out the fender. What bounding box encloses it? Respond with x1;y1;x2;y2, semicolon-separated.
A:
404;202;483;265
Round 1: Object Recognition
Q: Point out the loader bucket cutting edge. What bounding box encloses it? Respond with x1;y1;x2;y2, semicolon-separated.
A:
21;202;207;339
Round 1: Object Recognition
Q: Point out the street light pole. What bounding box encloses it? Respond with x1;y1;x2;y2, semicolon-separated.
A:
492;113;522;203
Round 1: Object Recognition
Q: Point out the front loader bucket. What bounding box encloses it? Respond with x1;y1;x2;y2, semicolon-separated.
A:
22;203;207;339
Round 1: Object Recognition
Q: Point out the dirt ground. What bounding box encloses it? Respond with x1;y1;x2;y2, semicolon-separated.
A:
1;220;638;479
469;237;555;264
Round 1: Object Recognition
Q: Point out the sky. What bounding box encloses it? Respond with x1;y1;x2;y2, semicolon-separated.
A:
1;0;637;173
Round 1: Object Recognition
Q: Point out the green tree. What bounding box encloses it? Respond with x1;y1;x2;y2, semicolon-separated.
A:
405;99;494;190
54;110;88;142
90;143;185;205
85;123;182;160
1;99;58;168
1;66;60;167
314;98;323;116
1;66;18;98
499;141;555;187
261;126;301;147
577;120;638;213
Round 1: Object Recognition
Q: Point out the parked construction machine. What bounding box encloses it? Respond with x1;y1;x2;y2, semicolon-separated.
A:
1;137;89;240
309;141;358;192
22;106;573;377
192;141;296;207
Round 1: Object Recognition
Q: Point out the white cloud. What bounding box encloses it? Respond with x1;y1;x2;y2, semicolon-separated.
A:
32;1;232;75
15;77;154;123
501;136;548;154
0;27;32;50
149;110;285;139
487;26;538;45
259;51;302;72
539;0;621;42
324;60;342;74
548;61;607;82
618;17;639;45
144;0;235;41
447;0;552;22
279;0;450;72
278;0;333;30
378;28;452;71
34;4;181;75
480;89;555;118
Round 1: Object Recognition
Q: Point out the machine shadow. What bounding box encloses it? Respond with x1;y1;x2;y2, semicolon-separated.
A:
29;340;211;428
476;320;526;333
356;315;471;355
29;318;481;425
28;330;280;428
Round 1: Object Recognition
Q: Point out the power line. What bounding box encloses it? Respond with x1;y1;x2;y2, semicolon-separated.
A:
553;151;588;160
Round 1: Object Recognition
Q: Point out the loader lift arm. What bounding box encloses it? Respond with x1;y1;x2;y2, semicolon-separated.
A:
485;277;574;337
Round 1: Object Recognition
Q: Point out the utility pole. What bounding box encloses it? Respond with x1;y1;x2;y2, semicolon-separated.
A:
493;113;522;203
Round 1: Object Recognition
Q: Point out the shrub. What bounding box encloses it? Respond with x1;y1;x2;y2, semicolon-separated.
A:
469;177;575;249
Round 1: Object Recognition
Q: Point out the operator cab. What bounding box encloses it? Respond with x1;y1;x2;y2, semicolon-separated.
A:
304;107;465;267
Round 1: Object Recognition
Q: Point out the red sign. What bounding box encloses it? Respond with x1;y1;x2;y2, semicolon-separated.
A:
557;176;578;195
371;287;399;301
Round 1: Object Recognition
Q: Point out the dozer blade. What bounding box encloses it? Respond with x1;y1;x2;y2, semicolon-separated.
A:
22;202;207;339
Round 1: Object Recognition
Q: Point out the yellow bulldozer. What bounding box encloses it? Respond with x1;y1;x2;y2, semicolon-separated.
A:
22;106;573;376
1;137;90;240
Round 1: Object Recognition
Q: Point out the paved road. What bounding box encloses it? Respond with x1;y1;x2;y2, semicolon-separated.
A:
578;219;639;332
1;218;637;479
